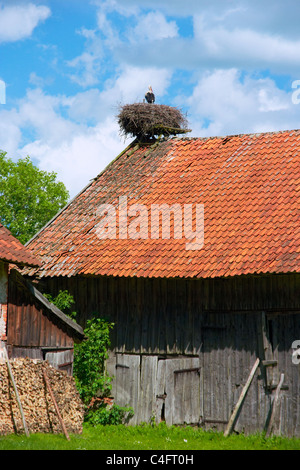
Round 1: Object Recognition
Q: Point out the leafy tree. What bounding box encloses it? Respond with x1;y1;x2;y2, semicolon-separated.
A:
0;151;69;244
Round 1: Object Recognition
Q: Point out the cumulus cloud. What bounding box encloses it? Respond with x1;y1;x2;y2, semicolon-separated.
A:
3;0;300;200
21;117;125;199
66;28;104;87
0;3;50;43
1;64;172;197
181;69;295;137
130;11;178;41
1;86;122;197
89;1;300;77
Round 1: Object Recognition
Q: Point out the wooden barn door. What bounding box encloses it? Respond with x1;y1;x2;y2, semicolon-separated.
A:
158;357;202;425
110;354;141;425
108;353;202;425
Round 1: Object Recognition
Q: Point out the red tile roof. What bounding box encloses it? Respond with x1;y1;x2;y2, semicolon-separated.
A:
25;129;300;279
0;224;41;267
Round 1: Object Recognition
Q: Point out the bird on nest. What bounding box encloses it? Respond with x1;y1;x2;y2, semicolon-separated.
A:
145;86;155;103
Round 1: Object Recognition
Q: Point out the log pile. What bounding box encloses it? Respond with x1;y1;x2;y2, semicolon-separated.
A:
0;357;84;435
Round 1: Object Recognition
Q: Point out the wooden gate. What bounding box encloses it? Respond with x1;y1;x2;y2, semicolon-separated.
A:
107;354;202;425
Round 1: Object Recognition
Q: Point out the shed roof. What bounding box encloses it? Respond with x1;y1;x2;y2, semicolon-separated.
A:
0;223;41;267
25;129;300;279
9;268;85;341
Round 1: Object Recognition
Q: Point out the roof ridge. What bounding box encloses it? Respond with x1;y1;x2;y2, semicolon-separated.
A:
174;128;299;141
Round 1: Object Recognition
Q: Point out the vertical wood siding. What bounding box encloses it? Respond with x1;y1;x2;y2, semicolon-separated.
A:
40;273;300;435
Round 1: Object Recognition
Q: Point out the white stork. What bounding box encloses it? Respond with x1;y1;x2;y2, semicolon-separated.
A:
145;86;155;103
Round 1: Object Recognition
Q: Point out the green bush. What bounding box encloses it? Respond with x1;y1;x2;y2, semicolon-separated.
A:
44;290;77;321
73;318;113;405
85;403;134;426
45;289;134;425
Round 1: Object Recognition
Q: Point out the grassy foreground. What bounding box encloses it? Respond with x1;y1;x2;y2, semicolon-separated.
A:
0;423;300;450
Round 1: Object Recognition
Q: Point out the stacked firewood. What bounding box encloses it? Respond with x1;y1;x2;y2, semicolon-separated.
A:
0;357;84;435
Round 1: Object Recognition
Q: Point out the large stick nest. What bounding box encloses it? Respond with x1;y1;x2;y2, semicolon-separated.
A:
117;103;191;140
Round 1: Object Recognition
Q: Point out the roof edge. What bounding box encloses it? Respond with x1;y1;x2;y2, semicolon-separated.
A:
10;269;85;340
25;138;138;248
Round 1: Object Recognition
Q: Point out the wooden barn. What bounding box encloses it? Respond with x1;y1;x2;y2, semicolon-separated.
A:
24;129;300;435
0;223;84;375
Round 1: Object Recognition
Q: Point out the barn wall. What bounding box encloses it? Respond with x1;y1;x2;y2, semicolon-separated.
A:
38;273;300;435
105;311;300;435
40;273;300;354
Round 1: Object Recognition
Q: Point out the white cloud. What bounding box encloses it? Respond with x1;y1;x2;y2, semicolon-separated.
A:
0;108;22;155
0;65;171;197
2;66;298;198
67;28;103;87
0;3;50;43
21;118;125;198
193;20;300;72
3;0;300;202
67;51;101;87
181;69;295;137
130;11;178;42
88;2;300;77
100;65;172;105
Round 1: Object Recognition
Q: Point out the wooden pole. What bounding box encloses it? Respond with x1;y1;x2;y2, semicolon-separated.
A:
3;347;29;437
266;373;284;437
224;357;260;437
42;364;70;441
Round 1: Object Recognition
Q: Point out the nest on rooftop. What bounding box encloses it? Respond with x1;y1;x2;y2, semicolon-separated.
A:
117;103;191;140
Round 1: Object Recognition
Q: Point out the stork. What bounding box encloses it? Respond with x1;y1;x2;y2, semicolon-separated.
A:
145;86;155;104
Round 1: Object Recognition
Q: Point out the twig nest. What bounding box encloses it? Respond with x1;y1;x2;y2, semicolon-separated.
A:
117;103;191;139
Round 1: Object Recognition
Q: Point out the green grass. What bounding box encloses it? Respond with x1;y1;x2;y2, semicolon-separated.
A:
0;423;300;450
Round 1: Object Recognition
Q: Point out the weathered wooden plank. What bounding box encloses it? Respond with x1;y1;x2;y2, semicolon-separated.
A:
138;355;157;424
224;358;260;437
172;358;201;425
266;373;285;437
45;350;74;375
155;358;166;424
114;354;140;424
164;357;201;426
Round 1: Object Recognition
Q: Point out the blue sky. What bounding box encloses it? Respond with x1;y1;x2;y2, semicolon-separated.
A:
1;0;300;198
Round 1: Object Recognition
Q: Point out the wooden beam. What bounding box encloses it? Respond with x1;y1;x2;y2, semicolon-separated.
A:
266;373;285;437
43;364;70;441
224;358;260;437
3;347;29;437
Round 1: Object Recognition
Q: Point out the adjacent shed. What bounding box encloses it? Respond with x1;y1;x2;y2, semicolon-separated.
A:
24;129;300;435
0;223;84;374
